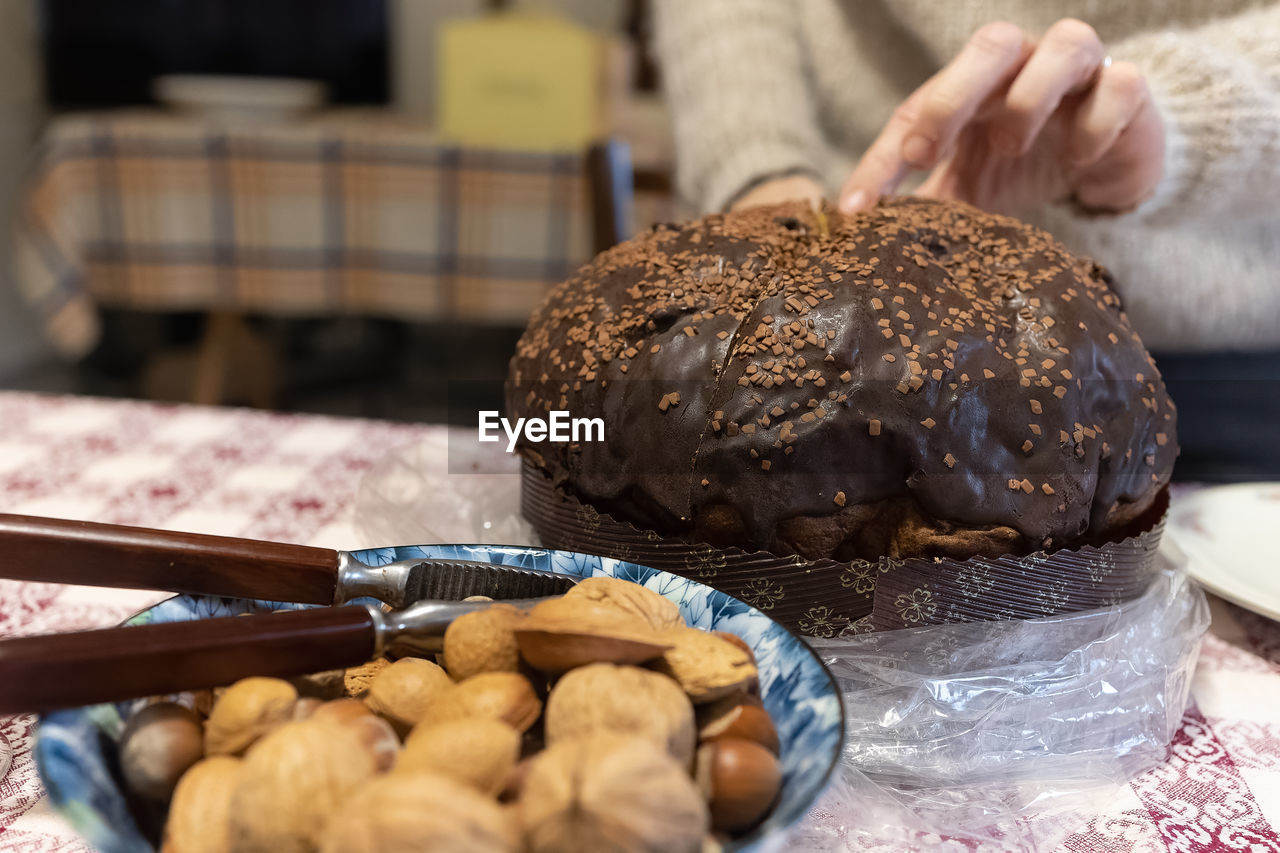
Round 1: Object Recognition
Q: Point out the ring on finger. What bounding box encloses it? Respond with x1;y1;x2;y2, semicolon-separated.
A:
1089;53;1113;87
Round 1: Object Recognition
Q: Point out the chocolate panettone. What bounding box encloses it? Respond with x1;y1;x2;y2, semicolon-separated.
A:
507;198;1176;562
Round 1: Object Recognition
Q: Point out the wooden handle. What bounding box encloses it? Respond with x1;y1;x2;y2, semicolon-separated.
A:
0;514;340;604
0;607;377;713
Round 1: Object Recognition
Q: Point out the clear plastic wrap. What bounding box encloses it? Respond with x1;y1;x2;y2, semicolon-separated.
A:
356;433;1209;850
780;562;1208;851
353;432;531;547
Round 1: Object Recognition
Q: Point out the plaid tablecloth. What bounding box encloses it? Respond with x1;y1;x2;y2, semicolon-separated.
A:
14;111;596;357
0;391;1277;851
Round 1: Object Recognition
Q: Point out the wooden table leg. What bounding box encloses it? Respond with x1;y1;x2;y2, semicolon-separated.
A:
144;311;278;408
192;311;237;406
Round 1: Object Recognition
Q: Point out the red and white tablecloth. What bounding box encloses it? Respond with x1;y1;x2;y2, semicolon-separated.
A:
0;390;1276;852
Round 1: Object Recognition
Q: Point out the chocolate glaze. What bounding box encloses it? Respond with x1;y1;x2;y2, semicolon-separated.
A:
507;199;1177;560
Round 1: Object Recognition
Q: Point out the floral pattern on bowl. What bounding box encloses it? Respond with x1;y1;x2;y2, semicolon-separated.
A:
36;544;844;852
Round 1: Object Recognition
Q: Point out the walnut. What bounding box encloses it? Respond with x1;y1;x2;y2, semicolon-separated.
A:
442;603;527;680
428;672;542;733
544;664;695;766
204;677;297;756
320;772;519;853
364;657;453;736
303;698;400;772
651;628;758;703
119;702;204;801
399;717;521;795
514;597;671;672
228;719;379;853
162;756;240;853
518;733;708;853
342;657;391;699
563;577;685;630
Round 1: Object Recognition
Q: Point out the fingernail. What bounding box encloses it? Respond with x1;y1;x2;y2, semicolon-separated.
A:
839;189;867;213
902;135;935;168
990;128;1020;157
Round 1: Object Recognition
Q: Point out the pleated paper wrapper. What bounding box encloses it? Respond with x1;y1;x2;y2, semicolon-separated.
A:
521;460;1168;638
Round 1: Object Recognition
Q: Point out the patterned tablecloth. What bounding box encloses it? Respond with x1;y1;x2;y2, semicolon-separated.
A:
14;111;596;358
0;390;1277;852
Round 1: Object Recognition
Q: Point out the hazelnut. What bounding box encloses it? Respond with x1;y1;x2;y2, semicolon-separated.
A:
342;657;391;699
545;664;695;766
119;702;204;801
162;756;241;853
320;771;519;853
652;628;758;704
399;717;521;795
695;737;781;834
429;672;542;733
564;577;685;630
228;719;379;853
443;603;527;680
519;733;708;853
310;698;400;772
697;695;779;755
291;668;348;700
514;597;671;672
364;657;453;737
205;677;297;756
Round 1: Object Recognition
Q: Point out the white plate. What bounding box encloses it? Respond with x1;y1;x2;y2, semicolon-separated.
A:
153;74;327;123
1168;483;1280;620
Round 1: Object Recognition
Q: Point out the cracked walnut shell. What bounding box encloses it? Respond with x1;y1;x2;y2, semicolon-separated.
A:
652;628;758;703
342;658;391;699
514;596;671;671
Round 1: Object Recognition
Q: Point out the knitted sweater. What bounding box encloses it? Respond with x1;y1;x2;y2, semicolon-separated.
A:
652;0;1280;351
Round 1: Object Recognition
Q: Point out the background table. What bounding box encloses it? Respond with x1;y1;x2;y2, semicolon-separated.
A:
14;111;599;359
0;391;1277;851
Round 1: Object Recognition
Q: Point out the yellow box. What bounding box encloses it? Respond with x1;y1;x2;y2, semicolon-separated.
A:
437;11;604;152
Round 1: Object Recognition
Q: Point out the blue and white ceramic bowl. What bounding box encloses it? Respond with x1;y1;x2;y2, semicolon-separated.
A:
35;544;844;852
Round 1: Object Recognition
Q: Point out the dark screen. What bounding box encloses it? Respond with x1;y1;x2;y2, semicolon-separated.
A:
41;0;388;108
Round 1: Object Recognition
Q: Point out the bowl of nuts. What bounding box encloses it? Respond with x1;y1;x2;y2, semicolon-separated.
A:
34;544;844;852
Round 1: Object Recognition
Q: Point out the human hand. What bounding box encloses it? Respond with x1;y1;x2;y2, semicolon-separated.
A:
730;174;825;212
839;19;1165;217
